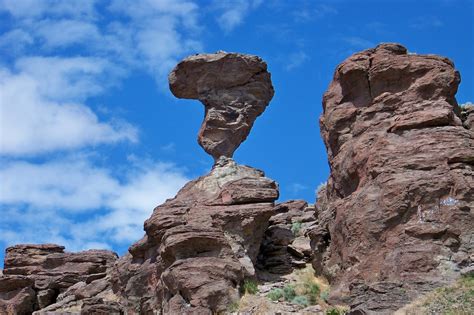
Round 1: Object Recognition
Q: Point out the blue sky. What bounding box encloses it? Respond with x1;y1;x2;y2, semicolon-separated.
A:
0;0;472;265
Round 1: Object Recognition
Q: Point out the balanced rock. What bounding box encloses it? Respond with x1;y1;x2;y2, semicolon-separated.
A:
310;43;474;313
169;52;274;160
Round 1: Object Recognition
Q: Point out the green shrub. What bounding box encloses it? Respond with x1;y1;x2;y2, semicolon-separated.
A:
283;285;296;300
320;289;329;302
291;221;302;235
243;279;258;295
303;282;320;305
291;295;309;306
267;288;284;301
227;301;240;313
326;308;346;315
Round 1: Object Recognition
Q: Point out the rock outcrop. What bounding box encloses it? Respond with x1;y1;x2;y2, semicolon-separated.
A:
257;200;316;276
0;52;277;314
169;52;274;160
310;43;474;313
111;158;279;313
0;244;117;314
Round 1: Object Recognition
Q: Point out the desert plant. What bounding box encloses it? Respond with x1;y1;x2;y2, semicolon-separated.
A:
320;289;329;302
267;288;284;301
283;284;296;300
243;279;258;295
326;307;346;315
291;295;309;306
291;221;302;236
227;300;240;313
305;282;320;305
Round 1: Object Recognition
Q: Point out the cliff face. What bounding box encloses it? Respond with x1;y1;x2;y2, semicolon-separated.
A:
310;43;474;313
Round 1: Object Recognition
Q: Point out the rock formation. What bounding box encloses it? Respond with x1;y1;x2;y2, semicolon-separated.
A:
169;52;274;161
0;244;117;314
257;200;316;276
2;46;472;314
0;52;277;314
310;43;474;313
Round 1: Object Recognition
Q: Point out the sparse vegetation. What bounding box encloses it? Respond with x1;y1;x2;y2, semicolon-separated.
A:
283;284;296;300
243;279;259;295
291;295;310;306
320;289;330;302
265;265;333;308
326;307;348;315
227;300;240;313
396;274;474;315
267;288;284;301
291;221;302;236
421;274;473;314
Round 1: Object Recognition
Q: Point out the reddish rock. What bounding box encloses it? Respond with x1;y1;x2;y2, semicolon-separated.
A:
0;244;118;314
310;43;474;313
169;52;274;161
111;158;278;313
257;200;317;276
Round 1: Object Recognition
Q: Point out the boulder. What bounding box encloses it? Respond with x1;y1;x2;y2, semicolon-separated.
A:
169;52;274;160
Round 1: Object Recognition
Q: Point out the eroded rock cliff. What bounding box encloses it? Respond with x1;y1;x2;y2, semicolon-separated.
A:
310;43;474;314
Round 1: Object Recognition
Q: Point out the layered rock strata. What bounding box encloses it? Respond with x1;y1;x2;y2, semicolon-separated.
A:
0;244;118;314
169;52;274;160
111;158;279;313
0;52;277;314
310;43;474;314
257;200;316;276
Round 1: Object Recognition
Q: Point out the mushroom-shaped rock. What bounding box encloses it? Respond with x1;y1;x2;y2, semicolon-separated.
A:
169;52;274;160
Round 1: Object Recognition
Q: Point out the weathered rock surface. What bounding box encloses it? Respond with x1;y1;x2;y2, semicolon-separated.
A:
257;200;316;276
110;158;278;314
169;52;274;160
0;244;118;314
310;43;474;314
0;52;278;314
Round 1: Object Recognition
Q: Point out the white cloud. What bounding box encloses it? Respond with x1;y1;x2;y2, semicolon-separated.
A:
0;65;137;156
0;0;97;19
35;19;101;48
285;51;309;71
0;156;189;251
214;0;263;32
1;0;203;85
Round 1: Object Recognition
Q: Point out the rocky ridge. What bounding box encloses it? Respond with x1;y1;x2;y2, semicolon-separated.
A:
309;43;474;314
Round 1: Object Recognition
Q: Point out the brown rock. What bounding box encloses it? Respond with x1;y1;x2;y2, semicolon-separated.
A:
310;43;474;313
112;158;279;313
257;200;316;275
169;52;274;160
0;244;118;313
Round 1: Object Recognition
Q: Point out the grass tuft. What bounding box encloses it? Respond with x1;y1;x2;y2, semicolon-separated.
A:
243;279;259;295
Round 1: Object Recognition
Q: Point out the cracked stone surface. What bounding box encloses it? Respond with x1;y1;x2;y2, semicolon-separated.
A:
310;43;474;314
169;51;274;161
